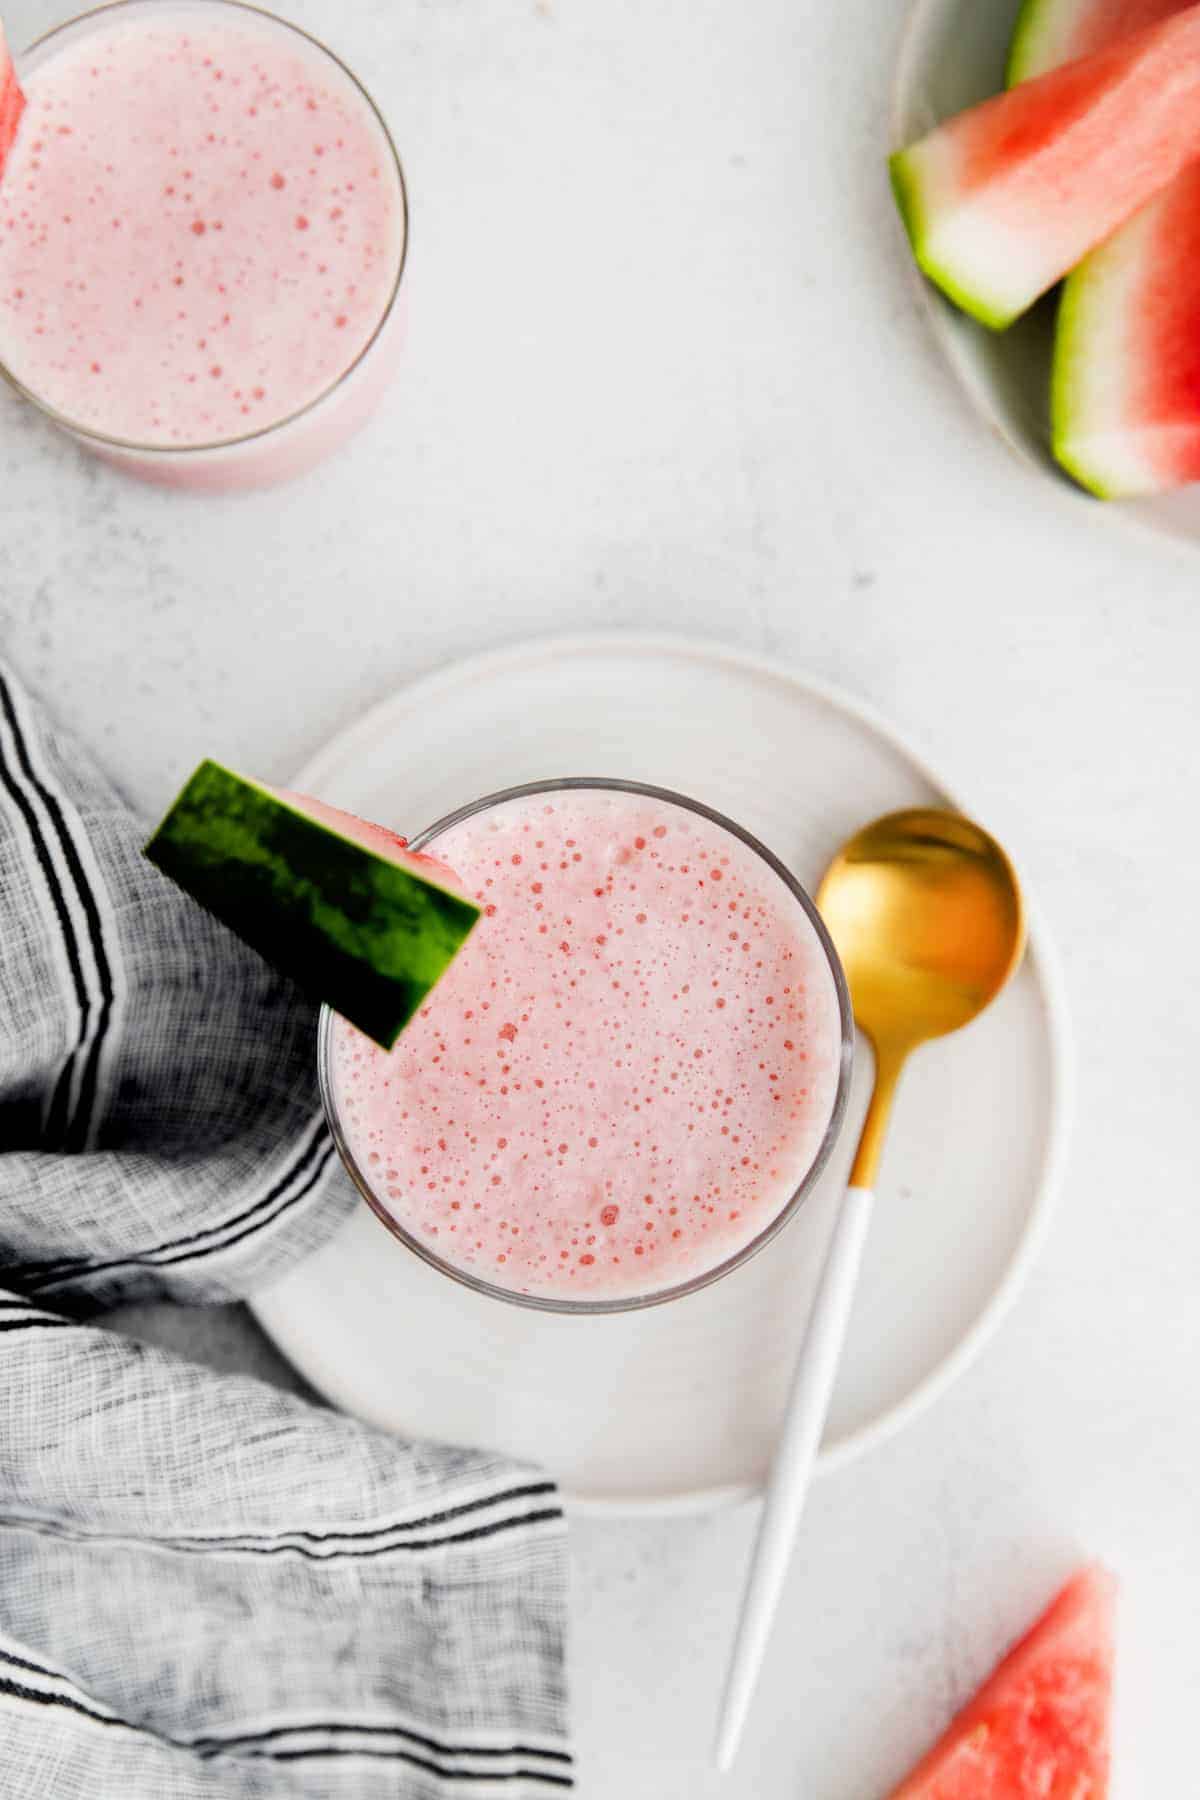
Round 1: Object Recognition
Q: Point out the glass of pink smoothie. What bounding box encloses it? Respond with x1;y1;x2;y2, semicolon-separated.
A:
0;1;407;489
321;780;854;1314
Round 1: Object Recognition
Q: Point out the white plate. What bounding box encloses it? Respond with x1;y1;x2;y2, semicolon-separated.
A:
892;0;1200;544
252;634;1071;1516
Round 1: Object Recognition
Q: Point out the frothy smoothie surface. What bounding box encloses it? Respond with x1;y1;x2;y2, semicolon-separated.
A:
0;5;403;444
332;788;845;1303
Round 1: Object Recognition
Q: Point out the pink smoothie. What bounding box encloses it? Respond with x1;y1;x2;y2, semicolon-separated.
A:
330;786;847;1305
0;2;405;482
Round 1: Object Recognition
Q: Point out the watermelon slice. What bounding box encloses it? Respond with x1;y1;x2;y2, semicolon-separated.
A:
0;22;26;181
1003;0;1200;494
1008;0;1188;84
889;5;1200;329
145;761;480;1049
887;1564;1117;1799
1051;162;1200;495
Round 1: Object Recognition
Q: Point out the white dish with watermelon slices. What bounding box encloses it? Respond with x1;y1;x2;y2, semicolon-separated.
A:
892;0;1200;536
251;634;1072;1517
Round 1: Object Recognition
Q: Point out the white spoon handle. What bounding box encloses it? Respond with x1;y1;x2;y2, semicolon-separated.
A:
714;1184;875;1774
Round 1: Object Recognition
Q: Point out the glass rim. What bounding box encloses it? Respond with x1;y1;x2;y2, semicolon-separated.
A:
0;0;409;457
318;776;855;1316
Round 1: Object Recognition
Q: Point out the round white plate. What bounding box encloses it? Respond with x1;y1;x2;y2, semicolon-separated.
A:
252;634;1071;1516
892;0;1200;544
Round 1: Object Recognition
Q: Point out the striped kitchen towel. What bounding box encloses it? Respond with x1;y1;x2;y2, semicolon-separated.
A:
0;659;572;1798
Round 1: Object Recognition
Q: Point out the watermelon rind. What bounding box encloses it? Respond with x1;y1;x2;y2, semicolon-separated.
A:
1051;259;1117;498
895;7;1200;333
1011;0;1200;497
1007;0;1192;85
145;760;480;1049
1006;0;1082;85
889;147;1018;332
1051;205;1165;499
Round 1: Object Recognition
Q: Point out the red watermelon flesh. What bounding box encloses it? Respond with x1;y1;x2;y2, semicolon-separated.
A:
887;1565;1117;1799
890;4;1200;329
0;23;26;181
1008;0;1191;84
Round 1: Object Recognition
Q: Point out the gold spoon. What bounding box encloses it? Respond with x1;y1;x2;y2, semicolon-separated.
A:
715;808;1026;1772
820;807;1026;1190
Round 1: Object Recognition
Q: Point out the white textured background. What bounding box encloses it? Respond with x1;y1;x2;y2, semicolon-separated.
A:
3;1;1197;1794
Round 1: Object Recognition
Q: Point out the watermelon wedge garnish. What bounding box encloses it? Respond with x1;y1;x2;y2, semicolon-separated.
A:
145;762;480;1049
887;1564;1117;1799
0;21;27;182
1007;0;1188;84
890;4;1200;329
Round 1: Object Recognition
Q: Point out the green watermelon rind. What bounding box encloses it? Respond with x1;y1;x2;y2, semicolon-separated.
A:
1006;0;1059;85
1050;259;1119;499
1009;0;1116;496
145;760;481;1050
889;148;1018;331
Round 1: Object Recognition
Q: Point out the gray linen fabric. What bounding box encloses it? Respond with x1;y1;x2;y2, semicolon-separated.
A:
0;659;573;1797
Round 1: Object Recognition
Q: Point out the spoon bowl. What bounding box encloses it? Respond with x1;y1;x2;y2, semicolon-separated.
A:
818;808;1025;1048
817;808;1025;1187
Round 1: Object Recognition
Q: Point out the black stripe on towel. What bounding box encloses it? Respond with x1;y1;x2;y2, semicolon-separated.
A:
154;1480;560;1552
237;1743;573;1785
0;1662;573;1785
25;1122;332;1289
193;1716;573;1765
0;1504;565;1563
0;673;115;1153
0;686;90;1147
0;1675;124;1735
0;1319;79;1335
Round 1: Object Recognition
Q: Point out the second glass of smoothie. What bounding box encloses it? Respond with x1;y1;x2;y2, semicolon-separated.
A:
322;779;853;1313
0;0;407;488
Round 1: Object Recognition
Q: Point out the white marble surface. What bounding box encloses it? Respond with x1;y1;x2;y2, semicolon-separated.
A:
3;0;1197;1793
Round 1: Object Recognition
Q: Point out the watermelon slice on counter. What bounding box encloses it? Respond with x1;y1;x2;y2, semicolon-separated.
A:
145;762;480;1049
887;1564;1117;1799
889;4;1200;329
0;21;26;180
1007;0;1188;82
